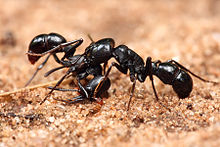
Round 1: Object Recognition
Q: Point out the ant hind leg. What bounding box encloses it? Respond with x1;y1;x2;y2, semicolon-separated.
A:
168;59;218;84
54;95;85;104
47;86;79;92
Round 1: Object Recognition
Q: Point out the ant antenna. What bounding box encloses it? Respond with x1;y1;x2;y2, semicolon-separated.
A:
87;34;94;43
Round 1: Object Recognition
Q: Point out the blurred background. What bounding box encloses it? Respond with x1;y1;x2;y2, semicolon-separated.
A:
0;0;220;146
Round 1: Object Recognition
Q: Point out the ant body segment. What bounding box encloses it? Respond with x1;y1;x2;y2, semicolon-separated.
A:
26;33;83;86
48;75;111;104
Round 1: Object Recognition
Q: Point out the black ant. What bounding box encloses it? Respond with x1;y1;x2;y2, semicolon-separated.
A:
25;32;83;86
75;38;218;110
27;35;218;110
48;75;111;104
26;34;106;105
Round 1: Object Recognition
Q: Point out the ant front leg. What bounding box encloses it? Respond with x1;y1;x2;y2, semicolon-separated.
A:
62;39;83;60
54;95;85;104
40;69;72;105
47;86;86;103
48;86;79;92
25;54;51;87
153;60;161;65
53;54;72;66
168;60;218;84
44;66;66;77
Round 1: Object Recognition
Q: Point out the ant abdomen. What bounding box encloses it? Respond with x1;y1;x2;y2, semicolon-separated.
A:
152;62;193;98
172;70;193;98
152;62;179;84
86;75;111;97
28;33;66;64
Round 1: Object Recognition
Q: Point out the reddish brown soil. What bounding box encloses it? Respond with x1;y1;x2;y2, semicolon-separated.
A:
0;0;220;146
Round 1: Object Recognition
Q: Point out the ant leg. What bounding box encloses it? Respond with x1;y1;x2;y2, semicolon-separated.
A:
53;54;65;65
146;57;171;111
105;62;127;79
149;75;159;101
146;57;159;101
25;54;51;87
127;76;136;111
48;86;87;103
61;39;84;60
40;69;72;105
54;95;85;104
168;60;218;84
44;66;66;77
26;38;83;57
48;86;79;92
94;62;127;96
77;78;89;99
153;60;161;66
54;53;80;67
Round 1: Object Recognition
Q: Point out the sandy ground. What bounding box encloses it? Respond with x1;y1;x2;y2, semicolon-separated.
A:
0;0;220;146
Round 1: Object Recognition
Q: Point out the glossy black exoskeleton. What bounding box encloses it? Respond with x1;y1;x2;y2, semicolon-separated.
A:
48;75;111;104
79;38;149;109
26;33;83;86
27;34;217;110
39;54;103;105
84;38;145;79
27;34;107;105
150;59;193;98
79;38;217;110
144;57;217;100
82;38;146;98
84;38;115;66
